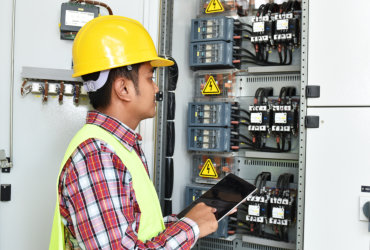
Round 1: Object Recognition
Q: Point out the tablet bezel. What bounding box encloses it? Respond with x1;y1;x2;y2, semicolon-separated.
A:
177;173;257;222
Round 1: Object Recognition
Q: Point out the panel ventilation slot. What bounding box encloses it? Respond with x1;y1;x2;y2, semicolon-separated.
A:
244;75;300;83
242;242;289;250
244;159;298;168
196;238;234;250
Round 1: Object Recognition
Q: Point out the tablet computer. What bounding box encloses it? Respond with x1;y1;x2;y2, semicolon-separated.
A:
177;173;257;222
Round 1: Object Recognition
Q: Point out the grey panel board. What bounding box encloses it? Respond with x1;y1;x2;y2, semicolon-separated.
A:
21;66;82;82
238;158;298;186
248;66;301;74
236;74;301;98
242;235;295;250
244;151;299;160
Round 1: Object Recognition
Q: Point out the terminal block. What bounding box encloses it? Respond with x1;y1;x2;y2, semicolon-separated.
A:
188;127;232;152
192;154;237;184
194;70;237;99
190;41;234;69
191;16;235;42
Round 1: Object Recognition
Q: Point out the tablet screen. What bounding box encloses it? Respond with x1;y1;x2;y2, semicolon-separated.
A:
177;174;257;221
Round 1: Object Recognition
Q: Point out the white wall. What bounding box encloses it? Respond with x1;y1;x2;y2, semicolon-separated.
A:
0;1;159;249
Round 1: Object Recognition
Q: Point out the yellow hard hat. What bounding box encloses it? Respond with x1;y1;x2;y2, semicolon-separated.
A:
72;15;174;77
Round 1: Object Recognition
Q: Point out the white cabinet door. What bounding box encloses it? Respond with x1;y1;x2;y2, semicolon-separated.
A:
307;0;370;106
305;108;370;250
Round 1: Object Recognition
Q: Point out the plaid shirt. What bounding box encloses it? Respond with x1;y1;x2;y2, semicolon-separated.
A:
58;111;199;249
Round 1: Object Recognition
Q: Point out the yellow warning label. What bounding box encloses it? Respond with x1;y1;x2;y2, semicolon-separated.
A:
205;0;224;13
199;159;218;178
202;76;221;95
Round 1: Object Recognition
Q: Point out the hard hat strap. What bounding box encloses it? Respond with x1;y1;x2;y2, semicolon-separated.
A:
83;69;110;92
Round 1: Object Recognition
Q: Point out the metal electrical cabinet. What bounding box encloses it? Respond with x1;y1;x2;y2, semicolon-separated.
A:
167;0;307;249
167;0;370;249
303;0;370;249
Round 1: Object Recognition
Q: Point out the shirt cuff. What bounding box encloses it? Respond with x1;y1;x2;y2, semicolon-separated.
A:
163;214;179;224
180;217;200;246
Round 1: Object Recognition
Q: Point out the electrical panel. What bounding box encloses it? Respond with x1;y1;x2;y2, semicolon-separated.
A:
184;1;302;249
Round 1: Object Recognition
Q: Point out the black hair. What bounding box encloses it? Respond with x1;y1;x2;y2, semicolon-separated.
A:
81;63;142;109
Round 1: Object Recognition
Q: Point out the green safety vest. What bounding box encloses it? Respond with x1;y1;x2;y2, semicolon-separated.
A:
49;124;165;250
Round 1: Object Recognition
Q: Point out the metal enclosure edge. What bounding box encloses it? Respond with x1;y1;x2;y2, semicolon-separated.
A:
154;0;174;208
296;0;309;249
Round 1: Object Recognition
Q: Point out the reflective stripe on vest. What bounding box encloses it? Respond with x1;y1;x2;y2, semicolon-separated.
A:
49;124;165;249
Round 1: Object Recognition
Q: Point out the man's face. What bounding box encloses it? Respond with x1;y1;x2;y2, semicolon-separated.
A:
131;62;159;120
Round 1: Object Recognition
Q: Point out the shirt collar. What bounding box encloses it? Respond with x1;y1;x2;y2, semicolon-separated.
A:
86;111;142;151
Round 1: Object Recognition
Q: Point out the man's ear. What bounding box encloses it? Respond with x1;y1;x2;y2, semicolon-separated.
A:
113;77;134;102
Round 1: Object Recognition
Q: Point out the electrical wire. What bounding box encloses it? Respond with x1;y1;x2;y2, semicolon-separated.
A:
231;114;250;121
70;0;113;15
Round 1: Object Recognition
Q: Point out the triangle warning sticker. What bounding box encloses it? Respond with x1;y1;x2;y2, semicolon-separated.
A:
205;0;224;13
199;159;218;178
202;76;221;95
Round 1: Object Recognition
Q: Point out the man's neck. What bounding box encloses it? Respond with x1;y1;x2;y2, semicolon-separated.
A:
97;106;139;131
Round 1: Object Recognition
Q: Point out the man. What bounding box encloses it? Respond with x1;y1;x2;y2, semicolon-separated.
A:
49;15;218;249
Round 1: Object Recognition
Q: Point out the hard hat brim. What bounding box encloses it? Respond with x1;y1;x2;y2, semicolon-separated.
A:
150;57;175;67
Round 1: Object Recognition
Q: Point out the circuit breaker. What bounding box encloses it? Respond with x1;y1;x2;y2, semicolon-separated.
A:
188;102;233;127
185;184;232;238
190;41;234;69
191;16;235;42
188;127;232;152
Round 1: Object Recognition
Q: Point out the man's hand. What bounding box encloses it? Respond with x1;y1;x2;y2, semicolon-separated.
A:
184;202;218;238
